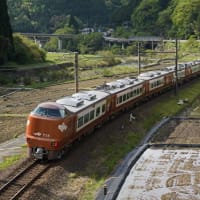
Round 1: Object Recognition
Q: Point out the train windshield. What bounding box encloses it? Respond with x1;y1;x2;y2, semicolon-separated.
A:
32;106;66;118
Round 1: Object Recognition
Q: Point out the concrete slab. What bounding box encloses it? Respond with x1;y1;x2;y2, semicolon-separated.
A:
116;148;200;200
0;134;26;163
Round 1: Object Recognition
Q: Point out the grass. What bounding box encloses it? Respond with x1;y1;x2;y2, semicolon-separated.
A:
46;52;75;64
0;114;28;117
0;155;22;170
81;80;200;200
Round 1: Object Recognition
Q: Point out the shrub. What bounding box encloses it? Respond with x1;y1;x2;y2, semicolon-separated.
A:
23;76;32;85
13;33;46;65
0;74;10;84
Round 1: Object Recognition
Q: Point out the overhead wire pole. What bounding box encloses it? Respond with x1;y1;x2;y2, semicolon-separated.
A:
175;38;178;95
137;38;178;95
138;42;141;75
74;52;79;93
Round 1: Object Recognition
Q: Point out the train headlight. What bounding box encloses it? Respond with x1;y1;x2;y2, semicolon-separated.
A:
51;141;59;148
26;119;30;126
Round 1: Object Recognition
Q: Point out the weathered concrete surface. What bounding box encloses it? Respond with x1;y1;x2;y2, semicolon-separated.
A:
0;134;25;162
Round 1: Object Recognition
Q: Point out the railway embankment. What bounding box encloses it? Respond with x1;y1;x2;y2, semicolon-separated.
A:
96;117;170;200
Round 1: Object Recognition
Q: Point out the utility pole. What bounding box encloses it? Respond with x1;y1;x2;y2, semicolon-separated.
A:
138;42;141;75
175;38;178;95
74;52;79;93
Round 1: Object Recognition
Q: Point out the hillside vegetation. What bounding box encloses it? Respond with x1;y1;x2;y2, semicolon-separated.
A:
7;0;200;39
1;0;200;67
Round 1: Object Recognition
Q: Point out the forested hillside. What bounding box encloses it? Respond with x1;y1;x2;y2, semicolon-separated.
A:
7;0;200;39
0;0;14;64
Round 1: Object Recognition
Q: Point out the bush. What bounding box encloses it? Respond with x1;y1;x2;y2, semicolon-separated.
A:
78;33;103;54
23;76;32;85
126;44;138;56
102;68;114;77
13;33;46;65
44;37;58;52
0;74;10;84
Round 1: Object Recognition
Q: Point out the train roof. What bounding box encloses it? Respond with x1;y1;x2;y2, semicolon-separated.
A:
96;77;145;94
164;60;200;72
164;66;175;72
137;70;169;80
56;90;109;113
36;102;65;110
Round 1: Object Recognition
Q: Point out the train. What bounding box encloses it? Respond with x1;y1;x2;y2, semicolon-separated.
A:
25;60;200;160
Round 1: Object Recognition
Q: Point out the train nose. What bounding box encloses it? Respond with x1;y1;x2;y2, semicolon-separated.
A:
34;147;47;159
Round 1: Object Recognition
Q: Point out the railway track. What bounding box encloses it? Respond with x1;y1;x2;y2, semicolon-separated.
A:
0;159;50;200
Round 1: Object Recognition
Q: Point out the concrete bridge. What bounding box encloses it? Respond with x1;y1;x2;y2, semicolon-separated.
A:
21;32;163;50
21;33;75;50
104;36;163;49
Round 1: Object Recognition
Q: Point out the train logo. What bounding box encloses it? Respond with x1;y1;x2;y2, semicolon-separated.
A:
58;122;68;133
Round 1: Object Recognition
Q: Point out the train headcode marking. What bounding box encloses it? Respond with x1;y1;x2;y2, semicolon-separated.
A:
33;132;42;137
33;132;50;138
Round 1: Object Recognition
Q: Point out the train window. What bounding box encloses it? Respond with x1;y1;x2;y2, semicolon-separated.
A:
127;93;130;99
123;94;126;101
33;107;62;118
117;97;119;104
78;116;84;128
59;109;68;118
130;91;133;97
96;107;100;117
84;113;90;124
119;96;123;103
47;109;61;117
102;104;106;113
90;110;95;120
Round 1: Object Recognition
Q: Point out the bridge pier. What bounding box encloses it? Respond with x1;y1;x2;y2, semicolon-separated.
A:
121;42;125;49
34;37;42;48
58;38;63;50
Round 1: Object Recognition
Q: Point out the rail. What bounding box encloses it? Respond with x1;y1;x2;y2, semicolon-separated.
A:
0;159;50;200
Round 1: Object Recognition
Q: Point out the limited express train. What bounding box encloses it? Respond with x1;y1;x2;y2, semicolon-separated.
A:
26;60;200;159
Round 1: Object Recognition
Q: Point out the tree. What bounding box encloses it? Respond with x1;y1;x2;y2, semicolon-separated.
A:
156;7;173;37
171;0;200;38
0;0;14;65
78;33;103;54
131;0;162;35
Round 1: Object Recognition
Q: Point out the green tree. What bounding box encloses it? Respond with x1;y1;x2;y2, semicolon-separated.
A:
14;33;46;64
78;33;103;54
8;0;108;33
171;0;200;38
156;7;173;37
131;0;162;35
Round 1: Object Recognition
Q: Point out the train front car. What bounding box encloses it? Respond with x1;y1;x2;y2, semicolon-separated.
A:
26;102;72;160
